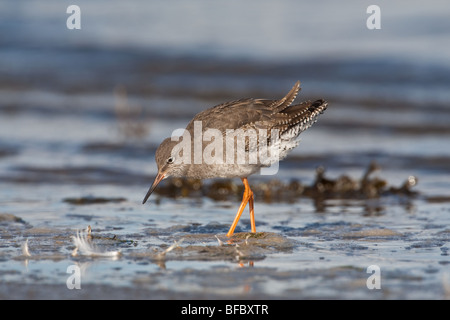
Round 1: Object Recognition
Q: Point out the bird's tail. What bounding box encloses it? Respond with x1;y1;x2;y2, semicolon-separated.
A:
280;99;328;138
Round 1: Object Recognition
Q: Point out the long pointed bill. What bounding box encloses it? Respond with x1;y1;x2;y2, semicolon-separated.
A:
142;172;165;204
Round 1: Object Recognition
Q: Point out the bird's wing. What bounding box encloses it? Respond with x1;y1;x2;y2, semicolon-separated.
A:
273;99;328;136
185;81;326;138
269;80;301;113
186;98;276;133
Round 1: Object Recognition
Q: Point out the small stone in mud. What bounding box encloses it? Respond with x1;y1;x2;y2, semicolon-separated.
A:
63;196;126;205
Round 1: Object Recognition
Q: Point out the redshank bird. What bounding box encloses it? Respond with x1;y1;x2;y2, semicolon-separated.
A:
143;81;327;237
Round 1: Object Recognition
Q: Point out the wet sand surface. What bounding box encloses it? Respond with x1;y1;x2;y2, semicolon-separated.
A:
1;156;449;299
1;1;450;300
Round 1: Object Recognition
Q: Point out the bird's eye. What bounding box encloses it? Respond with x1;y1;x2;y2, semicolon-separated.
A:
167;156;174;164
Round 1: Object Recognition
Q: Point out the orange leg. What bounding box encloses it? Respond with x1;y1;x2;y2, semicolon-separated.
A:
249;187;256;233
226;178;256;237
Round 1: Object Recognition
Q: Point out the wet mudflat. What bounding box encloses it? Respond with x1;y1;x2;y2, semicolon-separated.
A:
1;1;450;300
0;172;449;299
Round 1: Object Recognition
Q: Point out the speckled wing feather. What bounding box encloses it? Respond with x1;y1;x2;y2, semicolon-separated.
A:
274;99;328;137
185;82;327;144
269;80;301;113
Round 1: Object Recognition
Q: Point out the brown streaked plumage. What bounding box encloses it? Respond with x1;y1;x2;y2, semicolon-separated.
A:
143;81;328;237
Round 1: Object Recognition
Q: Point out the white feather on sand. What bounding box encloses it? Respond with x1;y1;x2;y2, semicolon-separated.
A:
21;239;31;257
156;238;184;260
71;230;121;258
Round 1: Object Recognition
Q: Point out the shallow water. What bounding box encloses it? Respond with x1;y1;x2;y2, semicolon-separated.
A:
1;187;449;299
1;1;450;300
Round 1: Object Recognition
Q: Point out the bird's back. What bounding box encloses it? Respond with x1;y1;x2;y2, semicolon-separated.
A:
176;81;327;178
186;98;276;133
186;81;327;142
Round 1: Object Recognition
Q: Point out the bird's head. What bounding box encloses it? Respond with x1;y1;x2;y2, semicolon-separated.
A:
142;137;186;204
